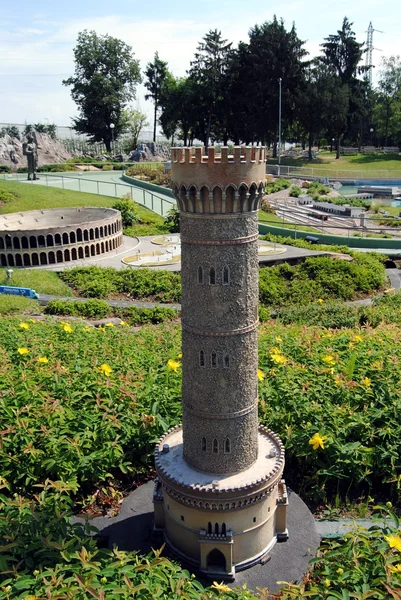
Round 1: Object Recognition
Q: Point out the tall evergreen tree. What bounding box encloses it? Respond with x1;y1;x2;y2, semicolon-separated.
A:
144;52;173;143
189;30;233;149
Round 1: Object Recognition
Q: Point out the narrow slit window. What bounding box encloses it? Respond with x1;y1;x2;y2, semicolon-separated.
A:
222;265;230;285
215;523;219;535
208;522;212;534
209;266;216;285
225;438;231;454
213;438;219;453
198;265;204;284
224;354;230;368
211;351;217;368
202;437;207;451
222;523;227;535
199;350;205;367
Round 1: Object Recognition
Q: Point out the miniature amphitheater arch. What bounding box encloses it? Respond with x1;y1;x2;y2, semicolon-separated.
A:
206;549;226;571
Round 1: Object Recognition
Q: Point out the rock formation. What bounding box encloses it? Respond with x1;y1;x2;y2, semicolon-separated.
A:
0;132;71;170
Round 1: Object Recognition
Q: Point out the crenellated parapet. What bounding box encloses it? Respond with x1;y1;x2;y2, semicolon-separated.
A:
171;146;266;214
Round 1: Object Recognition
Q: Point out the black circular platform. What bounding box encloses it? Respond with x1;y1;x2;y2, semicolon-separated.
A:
74;482;320;594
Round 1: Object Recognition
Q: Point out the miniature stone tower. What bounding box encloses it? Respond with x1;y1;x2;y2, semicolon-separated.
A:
154;146;288;579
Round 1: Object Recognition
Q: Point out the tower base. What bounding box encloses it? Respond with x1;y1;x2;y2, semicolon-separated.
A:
154;425;288;579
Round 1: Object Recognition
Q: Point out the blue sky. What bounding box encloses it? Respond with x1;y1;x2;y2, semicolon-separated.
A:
1;0;400;128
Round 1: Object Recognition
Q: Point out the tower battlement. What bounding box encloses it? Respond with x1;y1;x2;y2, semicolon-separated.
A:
171;146;266;214
171;146;266;165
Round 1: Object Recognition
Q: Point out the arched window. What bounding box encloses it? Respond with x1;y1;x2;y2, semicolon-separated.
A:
89;228;94;240
214;523;219;535
222;523;227;536
77;228;83;242
55;233;61;246
21;236;28;249
222;265;230;285
211;351;217;368
225;438;231;454
199;350;205;368
40;252;47;265
78;247;84;259
202;437;206;451
46;234;53;247
213;438;218;453
5;235;12;249
83;230;89;241
38;235;45;248
0;238;4;250
48;252;55;265
62;232;69;245
208;522;212;535
15;254;22;267
0;254;6;267
224;354;230;369
198;265;204;284
70;231;76;243
13;237;20;250
71;248;77;260
209;266;216;285
7;254;14;266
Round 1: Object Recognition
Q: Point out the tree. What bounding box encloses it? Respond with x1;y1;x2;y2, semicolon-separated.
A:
144;52;173;143
63;30;141;151
189;30;233;149
320;17;367;154
159;77;197;145
0;125;20;139
23;123;57;139
375;56;401;145
121;108;149;150
245;17;307;152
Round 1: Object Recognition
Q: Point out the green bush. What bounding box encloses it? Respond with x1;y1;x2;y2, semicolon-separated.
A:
289;185;302;197
59;266;181;303
44;299;110;319
102;163;113;170
164;205;180;232
0;188;19;204
0;165;11;173
265;177;291;194
112;195;141;227
277;301;360;328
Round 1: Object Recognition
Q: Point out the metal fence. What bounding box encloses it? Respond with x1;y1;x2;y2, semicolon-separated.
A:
0;172;176;217
267;165;401;181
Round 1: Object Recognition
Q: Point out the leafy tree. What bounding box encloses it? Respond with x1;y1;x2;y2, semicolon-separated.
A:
374;56;401;146
159;77;198;145
0;125;20;139
63;30;141;151
121;108;149;151
189;29;233;149
144;52;173;143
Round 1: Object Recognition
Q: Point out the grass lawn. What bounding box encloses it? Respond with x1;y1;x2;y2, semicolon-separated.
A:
0;269;73;296
267;150;401;174
0;294;41;314
0;180;166;234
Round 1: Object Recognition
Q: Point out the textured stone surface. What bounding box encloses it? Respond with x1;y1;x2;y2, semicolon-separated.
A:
0;132;71;169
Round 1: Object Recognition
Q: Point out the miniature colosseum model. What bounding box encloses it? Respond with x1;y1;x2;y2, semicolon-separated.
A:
153;146;288;579
0;207;123;267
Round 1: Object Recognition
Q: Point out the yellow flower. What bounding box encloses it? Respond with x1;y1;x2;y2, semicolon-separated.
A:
270;352;287;365
119;320;128;326
63;323;73;333
19;322;30;330
168;359;181;372
389;564;401;573
17;347;29;355
323;355;335;365
323;578;331;588
362;377;371;388
275;336;282;343
84;326;92;332
258;369;266;381
309;433;328;450
105;322;114;327
353;335;363;343
317;298;324;304
386;534;401;552
100;363;112;377
37;357;48;364
336;568;344;575
25;596;39;600
211;581;231;593
177;353;183;359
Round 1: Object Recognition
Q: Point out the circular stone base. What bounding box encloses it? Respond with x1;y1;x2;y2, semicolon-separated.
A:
73;481;320;594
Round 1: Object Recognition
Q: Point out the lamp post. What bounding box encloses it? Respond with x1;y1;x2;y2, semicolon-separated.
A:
110;123;115;156
278;78;282;177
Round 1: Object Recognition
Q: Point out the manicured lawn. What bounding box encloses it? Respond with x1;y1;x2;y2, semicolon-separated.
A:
0;180;166;233
267;150;401;174
0;268;73;296
0;294;41;315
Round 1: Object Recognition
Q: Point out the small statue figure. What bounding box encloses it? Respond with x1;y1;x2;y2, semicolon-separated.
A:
22;132;39;180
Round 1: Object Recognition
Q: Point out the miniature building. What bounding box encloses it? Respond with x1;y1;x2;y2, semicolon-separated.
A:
154;146;288;579
311;201;364;218
0;207;123;267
